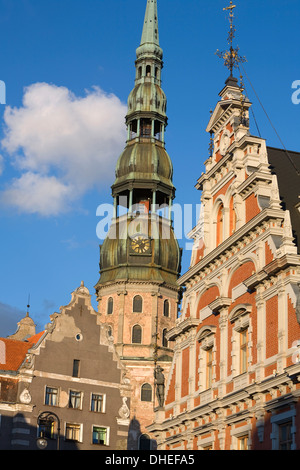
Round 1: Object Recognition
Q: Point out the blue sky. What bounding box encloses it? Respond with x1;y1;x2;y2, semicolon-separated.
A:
0;0;299;337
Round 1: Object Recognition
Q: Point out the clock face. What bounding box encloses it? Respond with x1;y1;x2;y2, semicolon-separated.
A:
130;235;151;254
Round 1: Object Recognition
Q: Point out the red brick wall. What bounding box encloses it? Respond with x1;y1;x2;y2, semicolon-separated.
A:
245;193;260;222
197;286;220;318
287;295;300;350
265;241;274;265
181;348;190;398
228;261;256;297
165;363;176;406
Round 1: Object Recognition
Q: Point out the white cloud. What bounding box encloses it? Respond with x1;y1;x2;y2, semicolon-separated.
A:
0;82;127;216
1;172;73;216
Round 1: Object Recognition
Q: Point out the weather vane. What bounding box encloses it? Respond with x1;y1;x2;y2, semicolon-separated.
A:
216;1;246;77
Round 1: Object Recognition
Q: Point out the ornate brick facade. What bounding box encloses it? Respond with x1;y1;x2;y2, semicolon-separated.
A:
148;73;300;450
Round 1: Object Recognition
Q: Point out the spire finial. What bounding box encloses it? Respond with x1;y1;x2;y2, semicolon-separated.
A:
216;1;246;78
26;294;30;317
140;0;160;46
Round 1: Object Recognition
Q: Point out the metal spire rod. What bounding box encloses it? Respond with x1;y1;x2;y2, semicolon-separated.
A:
216;1;246;77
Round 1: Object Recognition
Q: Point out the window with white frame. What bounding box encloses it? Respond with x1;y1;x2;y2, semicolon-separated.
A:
278;422;293;450
91;393;106;413
45;386;59;407
92;426;110;446
65;423;82;442
197;326;216;392
229;305;252;378
270;408;296;450
240;328;249;374
230;423;251;450
206;347;213;389
237;434;249;450
68;390;83;410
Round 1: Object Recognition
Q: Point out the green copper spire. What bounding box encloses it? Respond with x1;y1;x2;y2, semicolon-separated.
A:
136;0;163;61
95;0;181;291
110;0;174;212
140;0;160;46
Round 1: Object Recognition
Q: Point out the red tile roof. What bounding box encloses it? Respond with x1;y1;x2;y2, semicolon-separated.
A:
0;332;45;371
27;331;45;345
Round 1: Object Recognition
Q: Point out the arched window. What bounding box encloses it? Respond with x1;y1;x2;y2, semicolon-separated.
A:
216;204;224;246
141;383;152;402
139;434;151;450
107;297;113;315
133;295;143;313
230;197;236;235
132;325;142;344
146;65;151;77
163;299;170;317
162;329;168;348
138;66;142;79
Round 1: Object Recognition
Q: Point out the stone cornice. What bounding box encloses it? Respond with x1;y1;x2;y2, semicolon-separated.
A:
244;254;300;291
237;170;273;199
150;364;300;434
196;134;266;190
178;208;285;286
166;318;201;342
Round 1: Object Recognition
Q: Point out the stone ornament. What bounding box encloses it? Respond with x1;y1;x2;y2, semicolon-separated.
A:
118;397;130;420
19;388;32;405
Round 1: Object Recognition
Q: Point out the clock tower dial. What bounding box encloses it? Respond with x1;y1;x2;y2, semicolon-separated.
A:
130;235;151;254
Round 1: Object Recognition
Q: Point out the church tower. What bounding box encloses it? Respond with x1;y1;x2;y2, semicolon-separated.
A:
95;0;182;450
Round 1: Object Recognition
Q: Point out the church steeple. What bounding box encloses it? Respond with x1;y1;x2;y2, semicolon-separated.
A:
95;2;181;449
110;0;175;219
140;0;160;47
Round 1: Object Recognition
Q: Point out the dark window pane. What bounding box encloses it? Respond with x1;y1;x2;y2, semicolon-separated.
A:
164;300;169;317
133;296;143;313
162;329;168;348
107;298;114;315
141;383;152;402
72;359;80;378
132;325;142;344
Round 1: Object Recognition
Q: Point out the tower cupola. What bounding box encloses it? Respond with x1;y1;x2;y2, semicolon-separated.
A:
111;0;175;215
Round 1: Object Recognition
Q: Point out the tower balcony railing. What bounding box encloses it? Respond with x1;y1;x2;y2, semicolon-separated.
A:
127;133;165;147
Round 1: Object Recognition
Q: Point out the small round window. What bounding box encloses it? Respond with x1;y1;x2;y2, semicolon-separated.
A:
75;333;83;342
